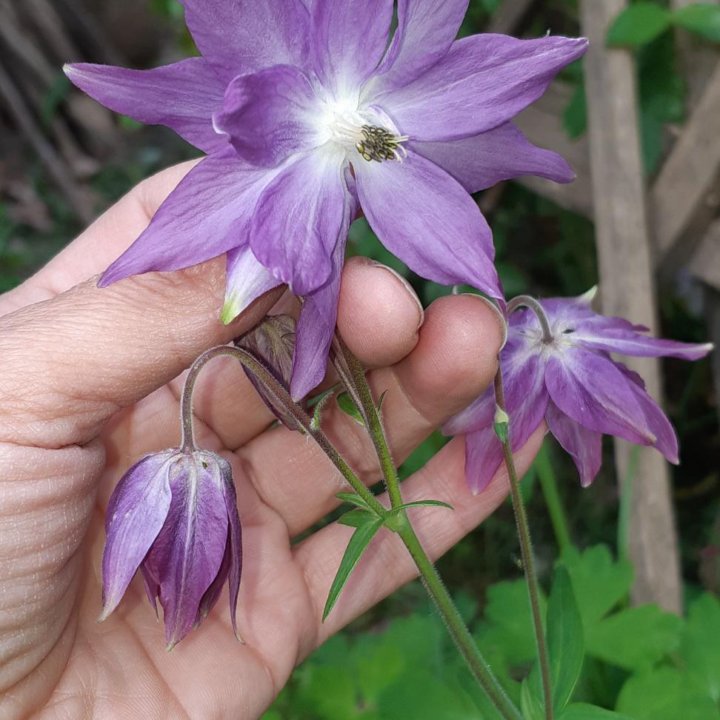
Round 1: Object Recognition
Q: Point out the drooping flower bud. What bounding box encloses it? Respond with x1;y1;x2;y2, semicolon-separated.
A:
236;314;300;428
101;448;242;650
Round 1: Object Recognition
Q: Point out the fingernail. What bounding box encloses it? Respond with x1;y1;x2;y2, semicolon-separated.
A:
369;261;425;329
460;293;508;350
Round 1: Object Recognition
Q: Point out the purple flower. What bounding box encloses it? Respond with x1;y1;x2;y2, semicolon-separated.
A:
445;292;713;491
101;448;242;649
65;0;587;398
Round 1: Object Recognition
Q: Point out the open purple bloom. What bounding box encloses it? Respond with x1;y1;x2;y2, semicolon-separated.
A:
445;292;713;491
65;0;587;398
101;448;242;649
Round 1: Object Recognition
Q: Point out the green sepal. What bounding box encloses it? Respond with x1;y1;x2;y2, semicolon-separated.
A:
323;518;384;621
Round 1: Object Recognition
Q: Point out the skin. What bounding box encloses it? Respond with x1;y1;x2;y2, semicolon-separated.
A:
0;162;543;719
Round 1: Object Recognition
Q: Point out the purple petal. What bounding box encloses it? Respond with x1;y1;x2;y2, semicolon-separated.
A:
311;0;393;94
545;348;656;447
412;123;575;193
250;147;348;295
179;0;310;81
65;59;227;154
353;149;501;298
614;362;679;464
546;402;602;487
290;190;355;400
376;34;588;141
464;426;505;494
214;65;319;168
197;537;231;624
222;246;283;324
574;320;713;361
375;0;469;91
100;451;175;620
144;453;230;649
443;385;495;436
100;150;277;285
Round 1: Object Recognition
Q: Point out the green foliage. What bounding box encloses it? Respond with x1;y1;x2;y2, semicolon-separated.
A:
606;4;673;48
673;3;720;41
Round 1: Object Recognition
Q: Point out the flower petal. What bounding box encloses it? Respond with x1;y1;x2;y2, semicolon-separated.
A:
377;34;588;141
574;318;713;361
179;0;310;81
64;59;228;154
222;246;283;324
312;0;394;95
250;147;348;295
353;150;501;298
100;451;175;620
464;426;504;494
546;402;602;487
412;123;575;193
374;0;468;92
290;190;355;400
144;453;230;649
100;150;277;285
615;362;679;464
224;462;243;636
214;65;320;167
545;348;656;446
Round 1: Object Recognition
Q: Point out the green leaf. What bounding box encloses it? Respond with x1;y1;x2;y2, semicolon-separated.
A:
617;667;720;720
395;500;454;512
521;677;545;720
680;593;720;701
607;3;672;47
585;604;682;671
560;704;634;720
673;3;720;42
377;672;481;720
547;565;585;712
477;580;546;665
338;509;376;528
561;545;633;627
336;492;374;510
323;519;383;620
337;391;366;426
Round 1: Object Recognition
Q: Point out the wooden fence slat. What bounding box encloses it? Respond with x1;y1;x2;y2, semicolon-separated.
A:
580;0;682;613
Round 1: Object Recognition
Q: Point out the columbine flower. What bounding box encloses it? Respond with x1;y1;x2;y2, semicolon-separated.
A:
445;292;713;491
101;448;242;649
65;0;587;398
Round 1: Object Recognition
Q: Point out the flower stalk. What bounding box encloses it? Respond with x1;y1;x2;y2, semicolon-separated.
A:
494;366;554;720
336;340;521;720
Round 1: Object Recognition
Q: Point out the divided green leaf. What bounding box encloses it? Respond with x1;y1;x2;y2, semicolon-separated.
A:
607;3;672;47
673;3;720;42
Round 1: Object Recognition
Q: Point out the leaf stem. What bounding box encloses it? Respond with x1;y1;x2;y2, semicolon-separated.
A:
494;366;554;720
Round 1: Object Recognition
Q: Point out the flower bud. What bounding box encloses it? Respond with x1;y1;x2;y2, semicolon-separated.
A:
101;448;242;649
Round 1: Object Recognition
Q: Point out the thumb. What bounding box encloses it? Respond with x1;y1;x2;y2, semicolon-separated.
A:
0;260;282;448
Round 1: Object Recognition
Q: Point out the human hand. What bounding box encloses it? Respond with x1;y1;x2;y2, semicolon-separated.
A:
0;163;543;719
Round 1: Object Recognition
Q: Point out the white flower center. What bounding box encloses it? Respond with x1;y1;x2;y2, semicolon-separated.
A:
315;94;408;162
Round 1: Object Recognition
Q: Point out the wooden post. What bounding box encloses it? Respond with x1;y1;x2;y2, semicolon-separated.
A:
580;0;682;612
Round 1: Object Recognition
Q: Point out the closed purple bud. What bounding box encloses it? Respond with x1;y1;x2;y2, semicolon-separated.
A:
101;448;242;650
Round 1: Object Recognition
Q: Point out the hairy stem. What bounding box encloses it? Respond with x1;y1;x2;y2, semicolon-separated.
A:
494;367;554;720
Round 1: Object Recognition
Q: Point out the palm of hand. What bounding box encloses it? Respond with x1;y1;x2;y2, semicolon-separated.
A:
0;165;535;719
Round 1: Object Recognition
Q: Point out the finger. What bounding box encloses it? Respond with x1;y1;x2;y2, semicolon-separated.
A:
100;256;426;457
296;428;545;652
0;161;200;314
0;261;284;449
236;294;504;536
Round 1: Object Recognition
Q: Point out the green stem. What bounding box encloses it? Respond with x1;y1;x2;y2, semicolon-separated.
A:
536;445;572;555
338;342;521;720
399;522;522;720
494;368;554;720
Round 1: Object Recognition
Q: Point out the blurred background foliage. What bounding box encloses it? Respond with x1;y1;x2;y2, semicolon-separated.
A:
0;0;718;717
